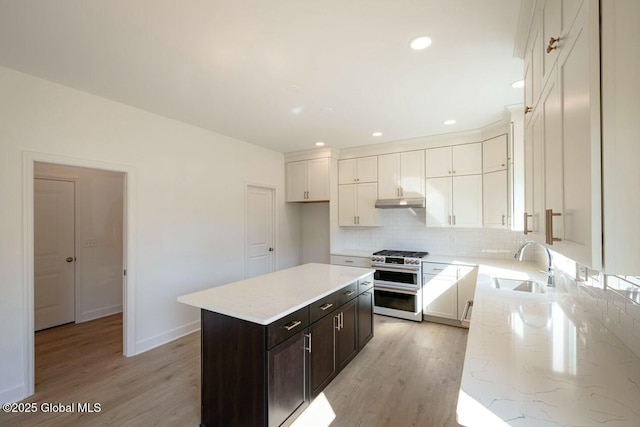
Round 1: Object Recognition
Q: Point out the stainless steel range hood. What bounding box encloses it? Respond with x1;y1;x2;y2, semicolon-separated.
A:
375;197;426;209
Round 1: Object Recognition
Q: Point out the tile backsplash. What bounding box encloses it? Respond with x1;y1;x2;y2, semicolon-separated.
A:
551;252;640;358
339;209;526;258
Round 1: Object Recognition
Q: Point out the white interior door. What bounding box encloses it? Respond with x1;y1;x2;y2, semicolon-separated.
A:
246;185;275;278
34;178;75;331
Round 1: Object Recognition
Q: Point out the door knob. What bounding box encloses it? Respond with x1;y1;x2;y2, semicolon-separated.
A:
66;257;74;263
268;247;274;252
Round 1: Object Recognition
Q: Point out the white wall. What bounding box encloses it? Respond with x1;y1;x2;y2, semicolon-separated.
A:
0;66;302;402
34;163;124;322
301;203;330;263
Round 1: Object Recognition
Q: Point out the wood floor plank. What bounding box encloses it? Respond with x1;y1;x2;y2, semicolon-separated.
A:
0;313;467;426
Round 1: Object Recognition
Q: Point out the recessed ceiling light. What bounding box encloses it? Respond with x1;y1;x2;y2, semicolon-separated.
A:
443;119;456;125
315;141;325;147
410;36;432;50
372;132;383;137
291;107;303;115
511;80;525;88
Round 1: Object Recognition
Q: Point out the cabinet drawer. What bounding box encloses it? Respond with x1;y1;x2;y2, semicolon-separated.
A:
422;262;456;276
309;293;339;324
358;275;374;293
330;255;371;268
267;307;309;349
335;282;358;306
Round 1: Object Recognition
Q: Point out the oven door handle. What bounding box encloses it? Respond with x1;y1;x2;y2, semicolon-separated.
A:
374;285;420;295
373;265;421;273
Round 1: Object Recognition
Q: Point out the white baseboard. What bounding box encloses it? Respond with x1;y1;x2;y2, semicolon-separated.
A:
0;384;27;404
78;304;123;323
134;320;200;355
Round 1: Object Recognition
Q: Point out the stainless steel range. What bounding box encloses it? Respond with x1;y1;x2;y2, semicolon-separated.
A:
371;250;429;322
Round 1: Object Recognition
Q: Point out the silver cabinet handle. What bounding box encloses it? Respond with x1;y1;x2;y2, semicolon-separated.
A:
319;303;334;311
460;300;473;323
335;314;340;330
361;281;371;286
344;260;354;263
453;215;456;225
283;320;302;331
340;312;344;329
354;216;357;224
344;290;355;297
304;333;312;353
501;214;505;226
448;215;452;225
362;291;371;296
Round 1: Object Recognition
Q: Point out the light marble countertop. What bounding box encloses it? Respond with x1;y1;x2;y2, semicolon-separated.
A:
177;263;374;325
444;257;640;426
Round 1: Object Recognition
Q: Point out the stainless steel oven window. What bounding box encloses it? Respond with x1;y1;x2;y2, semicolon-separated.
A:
373;289;418;313
374;269;418;285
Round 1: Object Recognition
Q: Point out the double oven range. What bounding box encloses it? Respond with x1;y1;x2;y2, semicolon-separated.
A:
371;250;428;322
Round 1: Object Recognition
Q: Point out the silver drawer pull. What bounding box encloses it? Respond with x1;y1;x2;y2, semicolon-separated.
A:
361;281;371;285
319;303;334;311
362;291;371;296
283;320;302;331
344;290;355;297
431;268;444;271
344;260;354;263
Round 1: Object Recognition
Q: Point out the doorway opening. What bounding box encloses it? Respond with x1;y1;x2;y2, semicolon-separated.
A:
23;152;136;399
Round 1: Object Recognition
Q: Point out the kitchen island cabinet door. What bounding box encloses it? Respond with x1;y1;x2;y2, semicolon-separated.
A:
309;312;336;398
336;298;358;371
357;290;374;351
268;331;309;427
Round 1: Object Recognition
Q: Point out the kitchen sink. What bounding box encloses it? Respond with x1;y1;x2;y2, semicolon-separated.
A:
491;277;546;293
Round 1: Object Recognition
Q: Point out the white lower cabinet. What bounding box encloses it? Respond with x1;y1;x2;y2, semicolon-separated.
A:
338;183;378;227
423;262;477;324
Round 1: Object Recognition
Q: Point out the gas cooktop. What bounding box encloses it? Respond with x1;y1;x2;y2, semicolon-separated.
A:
372;250;429;258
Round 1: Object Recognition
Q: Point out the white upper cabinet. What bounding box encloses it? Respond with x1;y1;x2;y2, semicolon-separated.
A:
338;183;378;227
483;170;508;228
521;0;602;269
425;147;452;178
452;143;482;176
425;175;482;228
482;135;508;173
378;151;424;199
286;158;330;202
524;108;546;244
601;0;640;274
338;156;377;184
426;143;482;178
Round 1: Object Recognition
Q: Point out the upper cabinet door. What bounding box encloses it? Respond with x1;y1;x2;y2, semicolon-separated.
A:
306;158;330;201
483;170;508;228
541;0;562;83
400;151;425;197
338;159;357;185
452;143;482;176
425;177;451;227
452;175;483;228
356;183;379;227
286;161;307;202
356;156;378;183
338;184;357;226
483;135;508;173
425;146;452;178
377;153;401;199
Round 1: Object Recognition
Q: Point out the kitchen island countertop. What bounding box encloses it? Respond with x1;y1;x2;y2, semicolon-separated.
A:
177;263;374;325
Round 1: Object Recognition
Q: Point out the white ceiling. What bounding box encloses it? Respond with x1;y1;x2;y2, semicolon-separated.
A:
0;0;523;153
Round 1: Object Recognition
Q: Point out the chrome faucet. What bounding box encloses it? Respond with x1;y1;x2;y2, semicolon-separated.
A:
514;241;555;287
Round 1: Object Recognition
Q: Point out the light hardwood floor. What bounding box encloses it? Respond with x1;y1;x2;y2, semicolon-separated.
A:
1;314;467;426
